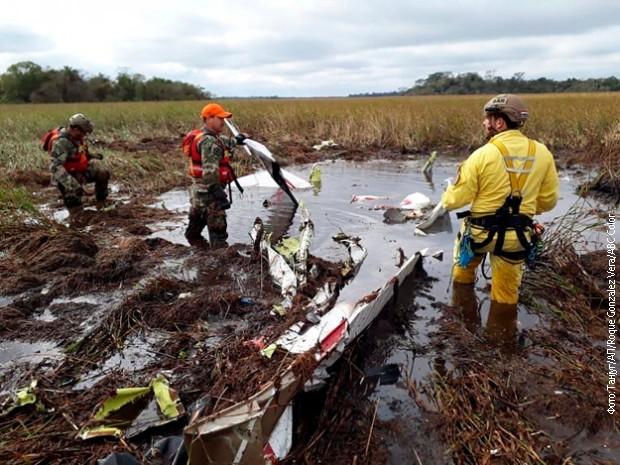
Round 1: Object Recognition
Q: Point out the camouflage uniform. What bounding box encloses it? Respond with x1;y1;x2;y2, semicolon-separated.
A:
186;130;236;246
50;129;110;208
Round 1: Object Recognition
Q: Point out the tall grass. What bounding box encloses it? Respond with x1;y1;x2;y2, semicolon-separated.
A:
0;93;618;176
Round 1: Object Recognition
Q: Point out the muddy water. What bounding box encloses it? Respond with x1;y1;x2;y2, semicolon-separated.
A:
149;158;590;463
149;159;589;313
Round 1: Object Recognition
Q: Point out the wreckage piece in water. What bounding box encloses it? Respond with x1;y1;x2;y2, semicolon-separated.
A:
183;251;421;464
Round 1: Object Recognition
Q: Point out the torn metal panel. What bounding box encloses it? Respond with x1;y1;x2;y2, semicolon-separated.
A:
254;208;316;305
333;234;367;279
184;370;302;465
294;207;314;286
265;242;297;302
416;202;448;230
312;140;337;151
237;169;312;190
184;252;421;463
419;247;444;261
309;164;322;194
265;404;293;462
279;253;420;356
225;120;308;206
421;150;438;175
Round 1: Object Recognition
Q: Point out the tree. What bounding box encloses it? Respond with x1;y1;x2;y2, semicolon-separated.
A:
0;61;46;102
87;74;114;101
404;71;620;95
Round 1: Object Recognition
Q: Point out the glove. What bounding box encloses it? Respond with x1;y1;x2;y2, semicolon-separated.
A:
210;185;231;210
533;222;545;236
235;133;247;145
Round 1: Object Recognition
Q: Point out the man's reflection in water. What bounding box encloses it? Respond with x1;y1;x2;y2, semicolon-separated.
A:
451;281;481;334
451;281;518;354
485;301;518;352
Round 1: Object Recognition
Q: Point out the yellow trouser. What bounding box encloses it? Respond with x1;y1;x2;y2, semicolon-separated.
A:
452;220;526;304
452;251;524;304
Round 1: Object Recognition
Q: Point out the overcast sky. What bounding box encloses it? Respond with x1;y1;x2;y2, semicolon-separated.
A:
1;0;619;97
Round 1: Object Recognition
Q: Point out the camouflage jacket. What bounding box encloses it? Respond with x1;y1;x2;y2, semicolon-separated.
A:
49;129;88;177
197;129;236;187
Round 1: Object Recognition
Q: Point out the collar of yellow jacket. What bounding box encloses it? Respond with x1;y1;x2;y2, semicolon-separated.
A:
488;129;524;143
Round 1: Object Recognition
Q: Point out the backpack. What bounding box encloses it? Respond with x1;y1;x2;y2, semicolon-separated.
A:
182;129;203;159
40;127;64;152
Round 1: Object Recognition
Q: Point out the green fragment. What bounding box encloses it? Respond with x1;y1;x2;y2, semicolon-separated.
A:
93;386;151;421
309;165;322;194
152;375;180;419
1;380;38;416
260;343;277;359
63;339;82;354
79;426;122;440
16;380;38;407
274;237;300;263
422;150;437;174
272;304;287;316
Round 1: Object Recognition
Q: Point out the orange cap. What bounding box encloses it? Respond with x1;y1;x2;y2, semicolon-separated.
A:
200;103;232;119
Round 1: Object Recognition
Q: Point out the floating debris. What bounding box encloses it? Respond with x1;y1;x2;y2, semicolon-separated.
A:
312;140;337;151
79;374;184;440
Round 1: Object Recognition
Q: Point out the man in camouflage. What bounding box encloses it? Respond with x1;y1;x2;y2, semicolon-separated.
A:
48;113;110;208
184;103;245;247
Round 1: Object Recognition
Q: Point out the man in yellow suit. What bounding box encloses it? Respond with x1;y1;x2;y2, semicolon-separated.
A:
441;94;559;307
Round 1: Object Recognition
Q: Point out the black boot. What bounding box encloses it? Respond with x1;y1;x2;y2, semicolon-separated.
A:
95;169;110;202
63;194;83;209
208;228;228;249
185;209;208;247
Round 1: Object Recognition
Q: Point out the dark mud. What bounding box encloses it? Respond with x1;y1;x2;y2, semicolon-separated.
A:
0;191;352;465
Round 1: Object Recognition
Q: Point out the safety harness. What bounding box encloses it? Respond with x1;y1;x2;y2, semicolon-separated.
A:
457;138;537;262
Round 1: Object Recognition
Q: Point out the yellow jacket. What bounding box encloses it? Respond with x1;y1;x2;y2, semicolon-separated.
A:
441;130;559;255
441;130;559;216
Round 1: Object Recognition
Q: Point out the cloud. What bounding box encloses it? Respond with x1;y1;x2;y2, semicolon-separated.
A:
1;0;619;96
0;29;47;53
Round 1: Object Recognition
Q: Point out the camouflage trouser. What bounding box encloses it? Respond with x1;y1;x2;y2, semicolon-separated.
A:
54;161;110;207
187;183;229;243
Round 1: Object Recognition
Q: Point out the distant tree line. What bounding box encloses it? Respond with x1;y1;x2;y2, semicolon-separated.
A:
350;72;620;97
0;61;211;103
406;72;620;95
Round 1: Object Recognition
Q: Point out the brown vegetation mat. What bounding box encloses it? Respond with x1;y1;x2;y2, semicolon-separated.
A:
416;211;618;465
0;212;350;464
0;218;184;341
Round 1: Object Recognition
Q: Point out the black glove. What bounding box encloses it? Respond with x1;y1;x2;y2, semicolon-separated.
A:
235;133;247;145
210;185;231;210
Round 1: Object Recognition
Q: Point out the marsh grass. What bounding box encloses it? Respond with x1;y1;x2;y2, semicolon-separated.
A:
0;93;617;207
